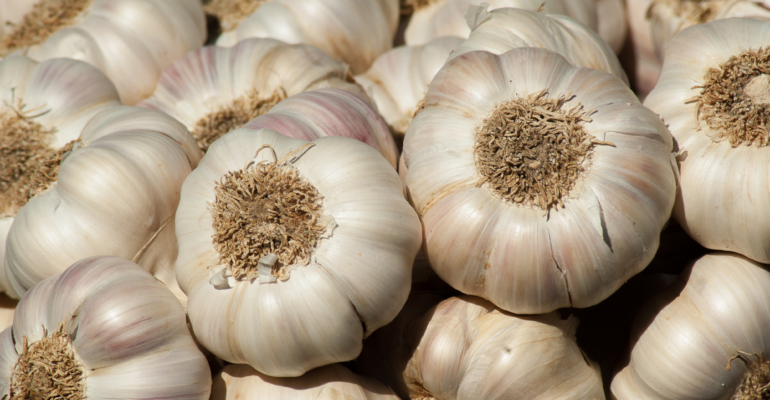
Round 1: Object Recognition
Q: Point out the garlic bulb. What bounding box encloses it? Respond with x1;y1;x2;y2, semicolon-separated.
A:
403;47;676;314
623;0;661;98
596;0;628;54
404;0;598;46
176;129;421;377
242;88;399;168
354;36;464;138
1;0;206;105
4;105;202;302
208;0;399;74
0;55;121;297
356;294;605;399
212;363;399;399
0;294;15;333
452;5;628;84
0;256;211;399
0;2;34;39
644;18;770;263
611;253;770;400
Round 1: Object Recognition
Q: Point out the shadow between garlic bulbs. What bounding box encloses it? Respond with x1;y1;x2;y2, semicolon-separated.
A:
175;129;422;377
403;47;677;314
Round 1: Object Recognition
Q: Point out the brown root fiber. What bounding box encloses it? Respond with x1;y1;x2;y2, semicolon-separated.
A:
401;0;439;14
10;323;84;400
728;352;770;400
203;0;267;32
648;0;731;24
474;90;598;211
1;0;93;57
691;47;770;147
211;147;326;281
191;89;286;152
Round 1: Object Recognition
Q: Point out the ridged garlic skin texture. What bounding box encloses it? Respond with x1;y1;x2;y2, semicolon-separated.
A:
355;37;464;138
404;48;676;314
404;0;598;46
0;256;211;399
0;56;122;298
13;0;206;105
4;106;202;302
242;88;399;168
611;253;770;399
452;6;628;84
644;19;770;263
215;0;398;74
212;363;399;399
175;129;422;377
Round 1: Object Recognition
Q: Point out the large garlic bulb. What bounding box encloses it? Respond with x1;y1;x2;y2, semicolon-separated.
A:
0;256;211;399
208;0;399;74
0;55;121;297
404;0;598;46
644;18;770;263
175;129;422;377
611;253;770;399
4;105;202;302
357;294;605;399
1;0;206;105
354;36;464;138
212;363;398;399
403;47;676;314
137;38;371;153
451;6;628;84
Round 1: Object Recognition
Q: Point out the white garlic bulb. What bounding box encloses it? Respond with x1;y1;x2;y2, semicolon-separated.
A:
452;5;628;84
138;38;372;153
611;253;770;399
242;88;399;168
175;129;422;377
1;0;206;105
403;47;676;314
644;18;770;263
354;36;464;138
212;363;399;399
404;0;598;46
0;256;211;399
596;0;628;54
4;105;202;302
0;55;121;298
624;0;661;99
357;294;605;399
209;0;399;74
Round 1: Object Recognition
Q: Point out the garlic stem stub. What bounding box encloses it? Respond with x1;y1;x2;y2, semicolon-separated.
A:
403;47;676;314
611;252;770;400
175;129;422;377
644;18;770;263
0;256;212;399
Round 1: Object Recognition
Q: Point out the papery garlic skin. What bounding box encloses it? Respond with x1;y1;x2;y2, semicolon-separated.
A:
404;0;598;46
453;6;628;84
611;253;770;400
176;129;421;377
12;0;206;105
243;88;399;168
212;363;399;399
0;256;211;399
623;0;660;99
596;0;627;54
4;106;202;302
644;18;770;263
354;36;464;138
214;0;398;74
404;48;676;314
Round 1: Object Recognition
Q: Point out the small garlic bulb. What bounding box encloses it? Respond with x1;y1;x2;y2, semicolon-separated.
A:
644;18;770;263
452;5;628;84
4;106;202;302
357;295;605;399
0;256;211;399
354;36;464;138
208;0;399;74
212;363;399;399
596;0;628;54
404;47;676;314
624;0;661;98
137;38;369;153
611;253;770;400
175;129;421;377
404;0;598;46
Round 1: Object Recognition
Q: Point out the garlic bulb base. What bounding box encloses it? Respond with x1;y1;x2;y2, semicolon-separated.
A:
730;352;770;400
0;0;93;57
204;0;266;32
